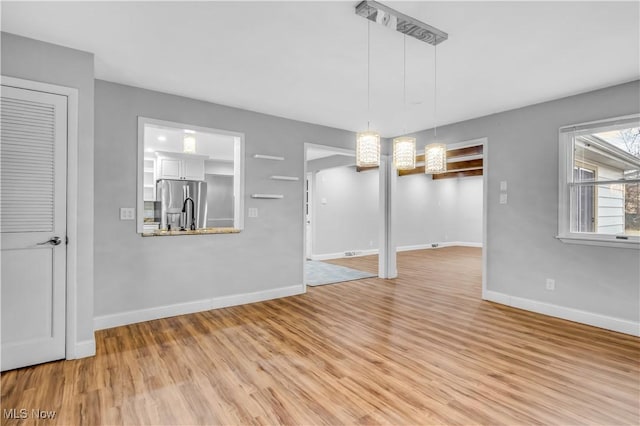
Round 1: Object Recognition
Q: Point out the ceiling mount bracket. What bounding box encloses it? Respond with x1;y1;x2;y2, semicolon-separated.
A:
355;0;448;46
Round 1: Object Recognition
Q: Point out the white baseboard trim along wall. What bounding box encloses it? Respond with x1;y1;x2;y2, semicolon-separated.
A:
483;290;640;337
94;285;304;330
72;340;97;359
309;242;482;261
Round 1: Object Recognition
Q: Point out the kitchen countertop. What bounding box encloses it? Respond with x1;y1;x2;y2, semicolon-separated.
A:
141;227;241;237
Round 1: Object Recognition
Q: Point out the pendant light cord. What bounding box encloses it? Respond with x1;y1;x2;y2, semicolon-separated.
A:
403;34;407;135
433;43;438;139
367;19;371;131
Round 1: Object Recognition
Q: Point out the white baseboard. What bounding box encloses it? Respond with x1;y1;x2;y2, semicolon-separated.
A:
310;242;483;260
94;285;305;331
70;339;96;359
483;290;640;337
309;249;378;261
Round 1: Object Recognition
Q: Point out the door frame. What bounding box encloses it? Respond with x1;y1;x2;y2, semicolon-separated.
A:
1;76;80;359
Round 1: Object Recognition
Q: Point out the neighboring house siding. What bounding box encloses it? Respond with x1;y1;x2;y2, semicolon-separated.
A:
597;165;625;234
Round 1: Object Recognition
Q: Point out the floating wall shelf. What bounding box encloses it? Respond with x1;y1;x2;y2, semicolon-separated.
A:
270;176;299;181
253;154;284;161
251;194;284;199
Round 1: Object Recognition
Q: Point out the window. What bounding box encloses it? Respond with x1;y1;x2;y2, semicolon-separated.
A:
558;114;640;248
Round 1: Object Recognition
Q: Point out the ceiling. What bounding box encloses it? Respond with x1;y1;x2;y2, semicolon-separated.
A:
144;125;236;161
2;1;638;137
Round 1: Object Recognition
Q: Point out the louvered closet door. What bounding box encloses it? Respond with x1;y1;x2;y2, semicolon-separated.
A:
1;85;67;371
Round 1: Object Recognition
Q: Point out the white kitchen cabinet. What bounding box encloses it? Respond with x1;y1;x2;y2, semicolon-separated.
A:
156;152;206;181
182;157;205;180
157;157;181;180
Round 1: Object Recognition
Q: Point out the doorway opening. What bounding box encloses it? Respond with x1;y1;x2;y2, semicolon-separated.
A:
392;138;487;300
303;144;379;287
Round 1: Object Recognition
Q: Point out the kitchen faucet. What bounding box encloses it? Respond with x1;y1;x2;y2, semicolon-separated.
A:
181;197;196;231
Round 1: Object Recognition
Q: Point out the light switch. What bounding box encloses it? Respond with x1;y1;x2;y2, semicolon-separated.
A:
321;198;327;205
248;208;258;218
500;180;507;191
499;193;508;204
120;207;135;220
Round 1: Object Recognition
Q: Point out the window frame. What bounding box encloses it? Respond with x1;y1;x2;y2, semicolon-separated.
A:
557;114;640;249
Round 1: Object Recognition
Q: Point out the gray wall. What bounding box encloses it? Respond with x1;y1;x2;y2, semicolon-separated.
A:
94;80;356;317
312;166;483;256
402;80;640;322
313;167;379;255
1;33;95;346
395;174;483;247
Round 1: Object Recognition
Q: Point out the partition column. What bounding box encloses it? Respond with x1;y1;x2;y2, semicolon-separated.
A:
378;154;397;278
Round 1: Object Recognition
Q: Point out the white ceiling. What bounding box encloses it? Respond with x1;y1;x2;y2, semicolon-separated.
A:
144;125;236;161
2;1;638;137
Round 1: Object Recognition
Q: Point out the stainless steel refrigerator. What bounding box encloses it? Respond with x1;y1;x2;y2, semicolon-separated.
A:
156;179;207;231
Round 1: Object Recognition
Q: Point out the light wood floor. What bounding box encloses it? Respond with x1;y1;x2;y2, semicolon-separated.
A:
2;247;639;425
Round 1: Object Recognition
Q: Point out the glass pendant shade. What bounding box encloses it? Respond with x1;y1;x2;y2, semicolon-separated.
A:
425;143;447;174
356;131;381;167
183;135;196;154
392;137;416;170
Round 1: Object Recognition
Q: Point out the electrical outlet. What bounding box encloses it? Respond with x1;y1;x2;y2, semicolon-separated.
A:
120;207;135;220
500;193;508;204
248;208;258;218
500;180;508;191
545;278;555;291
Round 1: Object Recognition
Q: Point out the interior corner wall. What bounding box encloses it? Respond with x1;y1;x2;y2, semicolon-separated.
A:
94;80;356;322
1;32;95;351
404;80;640;323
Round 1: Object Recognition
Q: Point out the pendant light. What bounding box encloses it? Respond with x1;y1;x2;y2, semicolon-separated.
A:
425;43;447;174
356;20;380;168
393;34;416;170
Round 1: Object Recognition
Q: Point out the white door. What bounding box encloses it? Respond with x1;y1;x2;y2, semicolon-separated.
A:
1;85;67;371
305;173;312;259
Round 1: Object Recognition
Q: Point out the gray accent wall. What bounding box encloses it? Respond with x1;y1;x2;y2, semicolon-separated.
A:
94;80;356;318
403;80;640;323
1;32;95;347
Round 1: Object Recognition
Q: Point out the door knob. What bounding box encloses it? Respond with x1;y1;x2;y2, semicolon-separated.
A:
38;236;62;246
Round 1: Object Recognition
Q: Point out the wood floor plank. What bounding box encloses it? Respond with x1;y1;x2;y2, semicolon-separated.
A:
2;247;638;425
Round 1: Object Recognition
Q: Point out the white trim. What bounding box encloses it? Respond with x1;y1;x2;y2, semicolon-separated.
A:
309;248;379;261
74;340;96;359
556;235;640;249
309;242;482;260
94;285;304;331
379;154;397;278
136;116;246;233
557;116;640;249
481;137;489;300
0;76;90;359
305;143;356;157
483;290;640;337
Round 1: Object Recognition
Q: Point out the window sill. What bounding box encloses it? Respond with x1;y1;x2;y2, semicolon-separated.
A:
556;234;640;249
